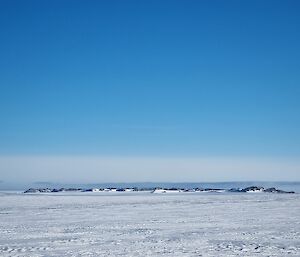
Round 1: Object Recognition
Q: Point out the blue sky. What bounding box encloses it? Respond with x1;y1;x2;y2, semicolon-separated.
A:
0;1;300;183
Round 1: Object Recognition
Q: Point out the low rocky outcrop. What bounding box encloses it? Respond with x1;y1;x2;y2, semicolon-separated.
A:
241;186;264;192
263;187;294;194
24;186;295;194
228;186;295;194
24;188;40;193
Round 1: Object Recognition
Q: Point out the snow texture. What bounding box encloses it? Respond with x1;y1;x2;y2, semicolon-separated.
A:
0;192;300;256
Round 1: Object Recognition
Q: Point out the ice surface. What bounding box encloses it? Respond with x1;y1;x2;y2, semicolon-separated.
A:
0;192;300;256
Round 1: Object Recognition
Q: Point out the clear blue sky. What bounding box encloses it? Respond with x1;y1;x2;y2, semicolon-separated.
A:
0;0;300;157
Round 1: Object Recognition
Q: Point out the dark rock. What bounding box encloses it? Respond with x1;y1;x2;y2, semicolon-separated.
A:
203;188;223;192
24;188;39;193
263;187;277;193
37;188;51;193
83;189;93;192
64;188;81;192
241;186;264;192
264;187;295;194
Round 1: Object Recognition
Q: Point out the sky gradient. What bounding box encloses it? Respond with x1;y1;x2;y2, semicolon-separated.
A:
0;0;300;184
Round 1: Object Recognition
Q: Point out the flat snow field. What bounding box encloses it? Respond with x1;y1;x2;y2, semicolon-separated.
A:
1;192;300;257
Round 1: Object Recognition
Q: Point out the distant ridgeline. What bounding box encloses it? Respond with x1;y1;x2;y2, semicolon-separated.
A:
24;186;295;194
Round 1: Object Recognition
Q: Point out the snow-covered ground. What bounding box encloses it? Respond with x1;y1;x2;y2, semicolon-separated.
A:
0;192;300;256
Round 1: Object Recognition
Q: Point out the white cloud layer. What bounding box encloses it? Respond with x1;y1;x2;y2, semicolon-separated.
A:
0;156;300;183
